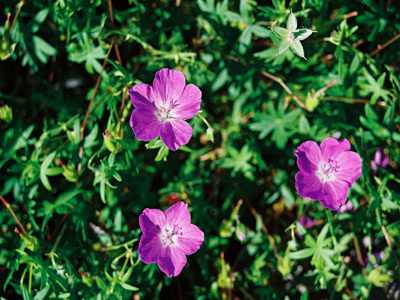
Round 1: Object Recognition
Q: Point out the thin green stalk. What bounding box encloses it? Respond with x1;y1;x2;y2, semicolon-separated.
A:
196;111;212;129
28;263;33;293
326;209;338;252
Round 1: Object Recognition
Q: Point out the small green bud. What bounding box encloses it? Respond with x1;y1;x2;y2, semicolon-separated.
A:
206;127;214;143
103;130;117;152
306;90;319;111
18;232;40;252
0;13;17;61
57;159;79;182
367;268;392;287
0;104;12;123
277;249;293;277
219;219;234;238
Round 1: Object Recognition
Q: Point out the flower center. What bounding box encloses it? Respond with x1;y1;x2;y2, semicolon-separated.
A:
316;159;338;183
160;225;182;247
156;105;172;122
288;32;296;42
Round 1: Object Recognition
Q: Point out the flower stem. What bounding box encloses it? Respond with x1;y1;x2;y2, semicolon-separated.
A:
78;43;113;175
226;54;309;111
0;194;28;235
196;112;212;129
325;209;338;252
9;0;25;34
28;263;33;293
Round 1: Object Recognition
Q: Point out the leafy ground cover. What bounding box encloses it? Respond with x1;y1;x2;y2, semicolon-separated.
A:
1;0;400;299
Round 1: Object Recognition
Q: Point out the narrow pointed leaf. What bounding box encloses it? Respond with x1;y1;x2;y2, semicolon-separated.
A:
295;29;314;41
276;39;291;56
272;26;289;40
287;11;297;32
289;40;305;59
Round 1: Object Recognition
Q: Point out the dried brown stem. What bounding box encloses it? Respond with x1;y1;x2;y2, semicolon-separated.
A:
78;44;113;175
9;0;25;34
0;194;28;235
227;54;309;111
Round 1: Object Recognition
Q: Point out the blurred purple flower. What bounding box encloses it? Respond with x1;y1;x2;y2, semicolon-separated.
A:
129;68;202;151
236;228;246;241
298;215;319;229
296;215;319;238
138;201;204;277
370;148;389;170
337;200;353;214
295;138;362;210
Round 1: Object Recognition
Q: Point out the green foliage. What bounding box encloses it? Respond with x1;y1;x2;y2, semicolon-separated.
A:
1;0;400;299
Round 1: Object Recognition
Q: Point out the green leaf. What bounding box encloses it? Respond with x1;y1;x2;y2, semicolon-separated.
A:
22;285;33;300
120;283;139;291
155;144;169;161
33;284;50;300
271;26;289;40
276;39;290;56
294;29;314;41
251;25;270;38
290;40;305;59
289;248;314;260
96;276;108;291
287;11;297;32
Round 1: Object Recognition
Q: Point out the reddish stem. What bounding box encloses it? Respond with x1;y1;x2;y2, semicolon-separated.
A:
370;33;400;57
227;54;309;111
78;44;113;175
0;194;28;235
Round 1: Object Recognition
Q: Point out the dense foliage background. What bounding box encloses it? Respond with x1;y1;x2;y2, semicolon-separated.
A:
1;0;400;299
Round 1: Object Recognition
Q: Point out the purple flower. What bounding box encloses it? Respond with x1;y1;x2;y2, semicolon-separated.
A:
138;201;204;277
129;68;202;151
294;138;362;211
370;148;389;170
337;199;354;214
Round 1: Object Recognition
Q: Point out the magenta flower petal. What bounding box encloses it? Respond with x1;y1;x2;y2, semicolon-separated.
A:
130;109;161;141
295;171;324;200
138;235;163;264
157;246;187;278
320;138;350;161
321;180;350;210
139;208;166;236
129;83;154;112
179;224;204;255
295;137;362;211
152;68;186;108
335;151;362;185
159;119;193;151
129;68;202;151
138;201;204;277
294;141;321;173
169;84;202;119
164;201;191;229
